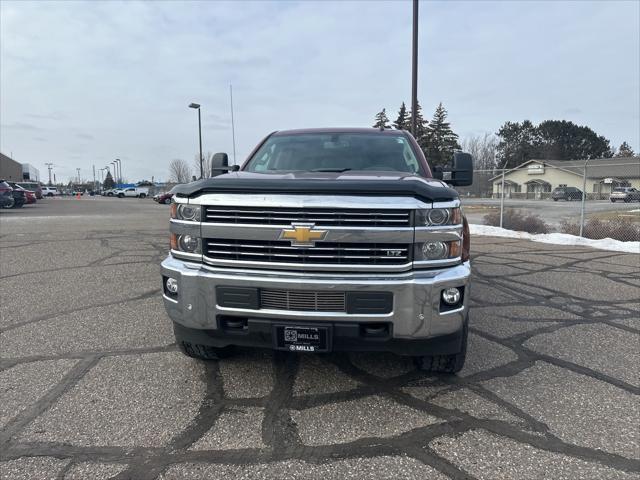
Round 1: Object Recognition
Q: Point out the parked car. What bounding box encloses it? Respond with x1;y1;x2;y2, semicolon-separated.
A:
551;187;583;201
103;189;117;196
17;182;43;199
610;187;640;203
156;190;174;204
0;180;15;208
0;180;26;208
116;187;149;198
10;183;36;204
41;186;59;197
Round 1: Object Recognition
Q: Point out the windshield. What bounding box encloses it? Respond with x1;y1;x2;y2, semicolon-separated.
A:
244;133;421;174
613;188;628;192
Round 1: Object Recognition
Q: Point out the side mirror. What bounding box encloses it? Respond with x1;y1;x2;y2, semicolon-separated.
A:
433;152;473;186
210;152;239;177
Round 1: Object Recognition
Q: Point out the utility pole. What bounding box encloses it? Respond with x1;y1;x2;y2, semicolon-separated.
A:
230;85;237;165
93;165;96;191
411;0;419;137
76;168;81;185
45;163;54;185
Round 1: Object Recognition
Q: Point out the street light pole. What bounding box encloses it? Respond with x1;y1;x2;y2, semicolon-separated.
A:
45;163;54;185
115;158;121;183
189;103;203;179
411;0;419;137
111;162;117;185
76;168;81;185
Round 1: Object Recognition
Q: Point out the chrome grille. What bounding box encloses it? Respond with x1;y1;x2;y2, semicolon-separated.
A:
204;206;411;227
261;289;345;312
205;239;410;265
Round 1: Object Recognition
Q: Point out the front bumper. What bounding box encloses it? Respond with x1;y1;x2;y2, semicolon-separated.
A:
162;255;470;343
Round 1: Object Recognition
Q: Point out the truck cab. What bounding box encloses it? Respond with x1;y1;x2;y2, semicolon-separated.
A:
161;128;473;373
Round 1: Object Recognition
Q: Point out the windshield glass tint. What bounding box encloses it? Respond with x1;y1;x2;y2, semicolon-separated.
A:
244;133;420;173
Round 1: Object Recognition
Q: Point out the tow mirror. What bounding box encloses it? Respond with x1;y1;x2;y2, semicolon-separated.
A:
211;153;239;177
433;152;473;187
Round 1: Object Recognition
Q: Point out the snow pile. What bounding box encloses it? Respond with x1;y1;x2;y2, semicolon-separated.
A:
470;224;640;254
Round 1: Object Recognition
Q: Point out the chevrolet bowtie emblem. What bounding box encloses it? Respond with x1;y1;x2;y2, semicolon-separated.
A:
280;223;328;247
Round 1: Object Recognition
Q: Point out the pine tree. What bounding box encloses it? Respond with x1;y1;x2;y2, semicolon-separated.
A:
425;102;461;167
614;141;636;158
393;102;410;130
372;108;391;129
408;101;429;148
103;171;115;189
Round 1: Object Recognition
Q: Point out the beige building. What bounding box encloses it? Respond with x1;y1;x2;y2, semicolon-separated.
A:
0;153;24;182
491;157;640;200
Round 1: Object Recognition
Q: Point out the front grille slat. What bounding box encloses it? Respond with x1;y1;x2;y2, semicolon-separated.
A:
204;206;410;227
260;289;346;312
205;239;410;265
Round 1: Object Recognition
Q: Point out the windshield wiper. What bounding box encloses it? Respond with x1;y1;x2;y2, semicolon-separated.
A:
309;168;352;172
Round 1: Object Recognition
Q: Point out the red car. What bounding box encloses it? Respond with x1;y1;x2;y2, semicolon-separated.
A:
156;191;174;204
9;183;36;204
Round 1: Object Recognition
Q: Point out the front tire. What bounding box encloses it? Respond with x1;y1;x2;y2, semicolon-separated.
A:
139;193;146;199
164;198;171;204
415;319;468;374
118;193;124;198
177;341;234;361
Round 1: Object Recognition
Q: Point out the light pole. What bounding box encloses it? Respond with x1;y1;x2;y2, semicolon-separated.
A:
111;162;117;185
45;163;54;185
76;168;81;185
115;158;122;183
411;0;419;137
189;102;203;179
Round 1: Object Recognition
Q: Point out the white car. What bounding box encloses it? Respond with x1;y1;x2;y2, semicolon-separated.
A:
41;186;59;197
116;187;149;198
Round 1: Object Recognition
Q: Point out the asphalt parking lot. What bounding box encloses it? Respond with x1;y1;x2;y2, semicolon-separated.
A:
1;197;639;479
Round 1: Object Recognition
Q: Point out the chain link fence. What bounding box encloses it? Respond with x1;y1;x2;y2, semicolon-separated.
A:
457;158;640;242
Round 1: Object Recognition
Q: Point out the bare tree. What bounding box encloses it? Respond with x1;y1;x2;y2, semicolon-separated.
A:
194;152;215;178
168;159;192;184
461;133;498;171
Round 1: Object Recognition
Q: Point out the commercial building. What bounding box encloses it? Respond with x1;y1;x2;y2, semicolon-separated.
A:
22;163;40;181
491;157;640;199
0;153;23;181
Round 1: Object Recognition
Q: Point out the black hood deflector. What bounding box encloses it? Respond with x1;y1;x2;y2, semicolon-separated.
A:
173;173;459;203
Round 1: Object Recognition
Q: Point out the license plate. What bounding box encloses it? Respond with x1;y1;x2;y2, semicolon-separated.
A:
275;325;330;352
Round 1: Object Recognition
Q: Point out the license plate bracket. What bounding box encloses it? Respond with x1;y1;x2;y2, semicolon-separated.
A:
274;325;331;352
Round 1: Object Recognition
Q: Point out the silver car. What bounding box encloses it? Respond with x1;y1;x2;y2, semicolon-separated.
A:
610;187;640;203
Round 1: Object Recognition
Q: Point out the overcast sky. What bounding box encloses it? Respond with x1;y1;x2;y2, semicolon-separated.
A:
1;0;638;183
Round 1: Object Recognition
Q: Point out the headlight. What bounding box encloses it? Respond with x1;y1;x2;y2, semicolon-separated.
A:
172;204;201;221
415;240;461;262
416;207;461;226
178;234;200;253
421;241;448;260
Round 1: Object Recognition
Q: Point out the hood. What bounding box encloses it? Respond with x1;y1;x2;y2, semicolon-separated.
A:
173;171;459;203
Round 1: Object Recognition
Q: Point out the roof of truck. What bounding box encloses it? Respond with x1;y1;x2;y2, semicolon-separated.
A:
272;127;405;136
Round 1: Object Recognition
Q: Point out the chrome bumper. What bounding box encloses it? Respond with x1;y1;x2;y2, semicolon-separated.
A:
161;256;470;340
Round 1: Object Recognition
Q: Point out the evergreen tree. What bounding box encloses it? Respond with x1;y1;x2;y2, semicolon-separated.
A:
614;141;636;158
393;102;410;130
408;101;429;149
103;171;115;189
372;108;391;129
425;102;461;167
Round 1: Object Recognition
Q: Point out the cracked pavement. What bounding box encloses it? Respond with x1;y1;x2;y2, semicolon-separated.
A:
1;198;639;479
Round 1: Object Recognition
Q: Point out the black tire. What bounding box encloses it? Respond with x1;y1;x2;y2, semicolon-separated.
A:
2;197;15;209
415;319;468;374
139;193;146;199
118;193;124;198
611;199;615;203
553;198;558;202
177;341;234;361
164;198;171;205
47;193;53;197
13;202;24;208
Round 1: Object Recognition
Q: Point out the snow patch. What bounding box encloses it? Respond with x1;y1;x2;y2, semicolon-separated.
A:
470;224;640;254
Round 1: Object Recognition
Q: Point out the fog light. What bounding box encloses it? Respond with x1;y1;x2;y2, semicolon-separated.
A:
442;287;461;305
166;277;178;294
179;234;199;252
422;241;448;260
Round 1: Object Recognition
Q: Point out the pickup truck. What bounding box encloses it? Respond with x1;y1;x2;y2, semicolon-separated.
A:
161;128;473;373
116;187;149;198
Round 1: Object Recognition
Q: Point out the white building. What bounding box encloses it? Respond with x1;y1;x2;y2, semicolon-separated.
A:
22;163;40;182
